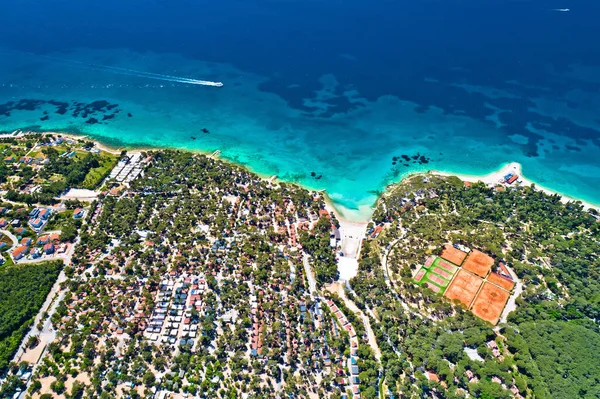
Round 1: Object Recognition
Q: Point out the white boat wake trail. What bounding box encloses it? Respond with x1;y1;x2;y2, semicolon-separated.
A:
8;50;223;87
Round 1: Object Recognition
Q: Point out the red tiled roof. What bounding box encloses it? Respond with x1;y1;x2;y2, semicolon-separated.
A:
37;235;49;243
12;246;28;257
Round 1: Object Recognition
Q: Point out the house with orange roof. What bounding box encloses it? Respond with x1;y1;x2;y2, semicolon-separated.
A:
43;243;55;255
12;245;28;260
73;208;85;219
371;225;383;238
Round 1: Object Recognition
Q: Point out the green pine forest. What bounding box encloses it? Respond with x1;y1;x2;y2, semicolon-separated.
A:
0;261;63;373
349;174;600;398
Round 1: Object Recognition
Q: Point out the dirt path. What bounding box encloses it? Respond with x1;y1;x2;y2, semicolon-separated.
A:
302;253;318;297
381;234;423;319
336;283;382;362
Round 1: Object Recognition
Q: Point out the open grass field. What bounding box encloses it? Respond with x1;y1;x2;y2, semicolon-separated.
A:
444;269;483;308
462;249;494;278
26;150;45;159
82;153;119;189
471;282;510;325
1;254;14;267
488;272;515;291
45;210;74;231
440;244;467;266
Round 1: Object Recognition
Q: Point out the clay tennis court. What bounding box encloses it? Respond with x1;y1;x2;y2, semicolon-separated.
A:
440;244;467;266
425;282;441;293
488;272;515;291
414;268;426;282
444;269;483;308
424;256;435;267
471;282;510;325
432;267;451;279
427;273;447;287
462;249;494;278
436;259;456;273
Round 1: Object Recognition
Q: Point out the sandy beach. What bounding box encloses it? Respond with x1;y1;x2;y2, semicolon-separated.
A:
42;131;125;155
322;198;367;281
431;162;600;211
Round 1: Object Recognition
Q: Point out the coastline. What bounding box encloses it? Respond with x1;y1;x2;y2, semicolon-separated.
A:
49;132;125;155
54;130;372;224
430;162;600;212
41;131;271;178
13;130;599;223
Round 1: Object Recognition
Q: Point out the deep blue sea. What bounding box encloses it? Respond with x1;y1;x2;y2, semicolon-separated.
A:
1;0;600;219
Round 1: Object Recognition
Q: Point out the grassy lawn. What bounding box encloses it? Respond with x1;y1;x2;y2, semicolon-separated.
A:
45;210;74;231
83;153;119;189
1;253;14;267
50;144;73;155
32;173;65;185
26;150;45;159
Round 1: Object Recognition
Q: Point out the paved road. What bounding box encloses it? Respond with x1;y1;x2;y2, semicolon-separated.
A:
499;268;524;325
0;229;18;247
7;234;77;394
9;270;66;369
15;241;75;265
11;269;68;398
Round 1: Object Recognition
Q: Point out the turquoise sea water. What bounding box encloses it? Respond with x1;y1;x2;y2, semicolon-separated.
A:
1;1;600;220
1;48;600;220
